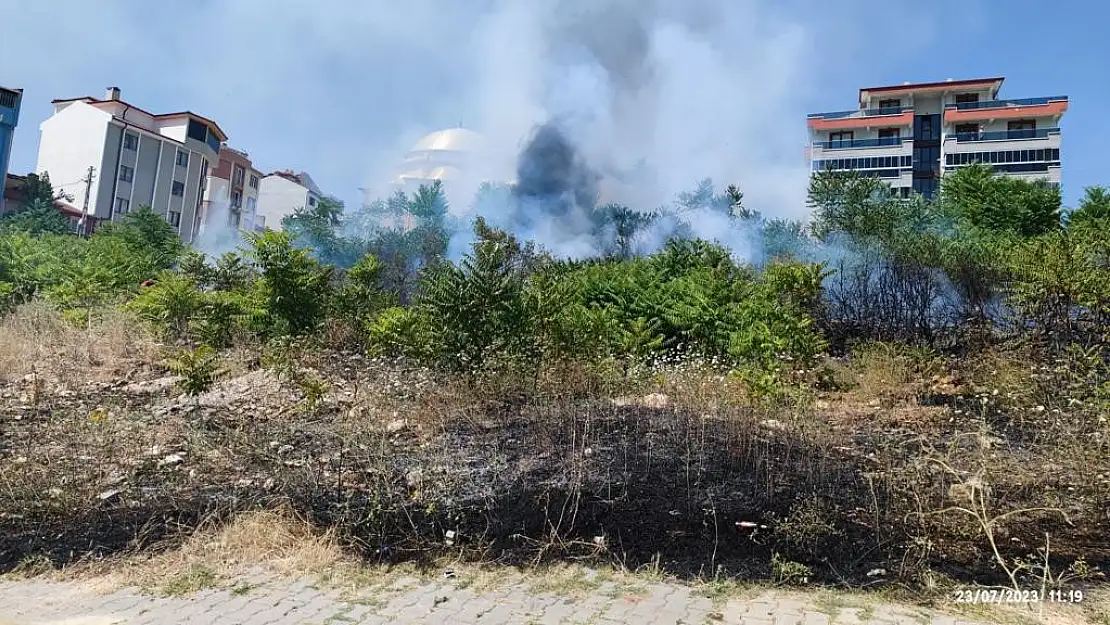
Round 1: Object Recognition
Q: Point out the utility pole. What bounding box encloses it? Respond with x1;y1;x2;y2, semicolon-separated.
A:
78;166;96;231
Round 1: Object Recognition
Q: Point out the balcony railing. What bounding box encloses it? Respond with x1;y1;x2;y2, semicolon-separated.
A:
813;136;912;149
947;128;1060;143
948;96;1067;111
808;105;910;119
0;89;19;109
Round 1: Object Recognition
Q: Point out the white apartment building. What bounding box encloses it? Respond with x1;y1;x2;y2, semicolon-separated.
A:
807;77;1067;198
35;87;228;241
201;145;264;232
256;170;323;231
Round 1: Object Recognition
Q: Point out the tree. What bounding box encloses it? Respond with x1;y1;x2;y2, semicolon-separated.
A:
938;163;1061;237
95;205;185;273
0;173;72;236
246;230;333;336
1067;186;1110;229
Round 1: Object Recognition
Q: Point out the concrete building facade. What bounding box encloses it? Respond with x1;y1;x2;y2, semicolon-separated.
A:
34;87;228;242
201;145;264;232
0;86;22;214
807;77;1067;198
255;170;322;231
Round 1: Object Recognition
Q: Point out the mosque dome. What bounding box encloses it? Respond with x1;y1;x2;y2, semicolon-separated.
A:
393;127;485;186
409;127;484;153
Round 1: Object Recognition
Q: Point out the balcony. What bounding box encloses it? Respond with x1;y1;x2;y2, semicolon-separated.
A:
949;96;1068;110
944;96;1068;123
946;128;1060;143
807;105;913;130
812;136;912;150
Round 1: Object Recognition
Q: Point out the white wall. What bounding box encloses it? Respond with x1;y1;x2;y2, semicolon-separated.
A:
256;175;308;231
157;120;187;143
35;101;110;208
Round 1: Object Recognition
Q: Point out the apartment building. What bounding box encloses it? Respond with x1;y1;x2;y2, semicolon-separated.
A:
807;77;1067;198
0;86;22;214
201;145;264;232
256;170;323;231
35;87;228;242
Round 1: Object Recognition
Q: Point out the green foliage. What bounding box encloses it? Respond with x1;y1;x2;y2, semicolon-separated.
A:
95;205;185;272
332;253;394;330
128;272;205;339
246;230;333;337
165;345;225;397
1067;186;1110;230
0;173;72;236
938;163;1061;237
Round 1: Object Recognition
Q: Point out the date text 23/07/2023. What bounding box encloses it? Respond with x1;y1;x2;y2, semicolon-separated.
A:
952;588;1084;604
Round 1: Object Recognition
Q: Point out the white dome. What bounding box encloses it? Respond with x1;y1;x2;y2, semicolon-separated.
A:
410;127;484;153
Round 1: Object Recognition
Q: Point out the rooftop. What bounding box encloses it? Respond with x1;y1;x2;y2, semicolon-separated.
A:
52;91;228;142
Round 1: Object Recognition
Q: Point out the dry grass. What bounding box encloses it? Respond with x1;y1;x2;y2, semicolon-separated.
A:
0;301;157;384
70;506;346;595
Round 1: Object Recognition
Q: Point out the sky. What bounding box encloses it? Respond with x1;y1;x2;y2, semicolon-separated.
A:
0;0;1105;218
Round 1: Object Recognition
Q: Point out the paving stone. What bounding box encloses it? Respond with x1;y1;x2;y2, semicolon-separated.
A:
0;575;1010;625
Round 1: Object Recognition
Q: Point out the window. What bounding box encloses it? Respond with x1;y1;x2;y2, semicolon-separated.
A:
954;93;980;105
123;133;139;151
171;180;185;197
829;131;854;148
878;98;901;112
954;123;979;138
114;197;129;215
1008;119;1036;139
168;211;181;228
248;174;259;189
877;128;900;145
119;165;134;182
187;119;208;142
233;165;245;186
308;196;317;207
176;150;189;167
231;190;242;208
246;196;257;212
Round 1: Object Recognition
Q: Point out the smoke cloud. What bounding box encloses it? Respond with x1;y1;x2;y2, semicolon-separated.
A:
0;0;954;258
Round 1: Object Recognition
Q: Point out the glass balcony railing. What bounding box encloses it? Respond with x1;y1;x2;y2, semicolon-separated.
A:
948;96;1067;110
813;136;912;149
808;105;910;119
947;128;1060;142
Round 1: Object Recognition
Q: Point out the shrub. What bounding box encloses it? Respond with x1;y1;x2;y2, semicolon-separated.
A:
247;231;333;337
165;345;224;397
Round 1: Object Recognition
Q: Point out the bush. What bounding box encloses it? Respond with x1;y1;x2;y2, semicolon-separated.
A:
247;231;333;337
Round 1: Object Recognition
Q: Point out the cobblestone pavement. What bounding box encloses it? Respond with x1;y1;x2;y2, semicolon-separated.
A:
0;574;1011;625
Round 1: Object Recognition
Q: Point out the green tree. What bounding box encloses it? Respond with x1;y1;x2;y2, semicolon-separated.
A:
94;205;185;276
938;163;1061;237
1067;186;1110;230
0;173;72;236
246;230;333;336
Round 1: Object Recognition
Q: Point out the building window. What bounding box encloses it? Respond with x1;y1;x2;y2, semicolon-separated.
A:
233;165;245;186
249;174;259;189
1008;119;1036;139
954;93;980;105
168;210;181;228
123;133;139;150
119;165;134;182
171;180;185;197
114;197;130;215
877;128;900;145
246;196;257;212
878;98;901;112
308;196;317;207
954;123;979;137
231;190;242;208
829;131;854;148
176;150;189;167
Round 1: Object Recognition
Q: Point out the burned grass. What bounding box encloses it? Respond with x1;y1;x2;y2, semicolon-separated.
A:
0;334;1107;599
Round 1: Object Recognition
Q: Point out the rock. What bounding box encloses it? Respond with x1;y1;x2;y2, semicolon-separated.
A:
386;419;408;433
158;453;184;467
97;489;121;502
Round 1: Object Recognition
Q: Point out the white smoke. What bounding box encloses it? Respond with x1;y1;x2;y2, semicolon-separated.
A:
194;199;244;258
